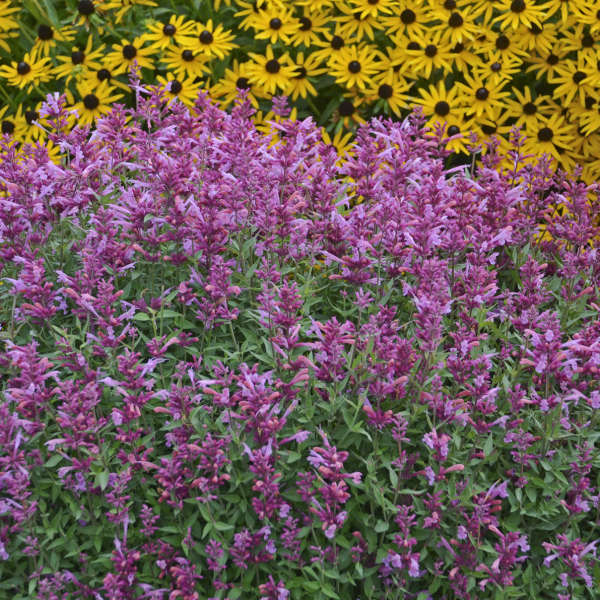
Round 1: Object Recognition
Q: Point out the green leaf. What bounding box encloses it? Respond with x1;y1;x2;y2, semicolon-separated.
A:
483;434;494;457
44;454;63;467
374;520;389;533
96;471;109;491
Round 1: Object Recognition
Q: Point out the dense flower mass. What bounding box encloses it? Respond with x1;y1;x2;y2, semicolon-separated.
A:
0;84;599;598
2;0;600;184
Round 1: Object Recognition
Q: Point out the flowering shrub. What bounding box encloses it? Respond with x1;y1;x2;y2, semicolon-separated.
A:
0;84;599;599
2;0;600;182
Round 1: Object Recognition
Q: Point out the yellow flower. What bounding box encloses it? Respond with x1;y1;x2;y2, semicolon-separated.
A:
503;86;555;130
53;36;106;85
141;14;196;51
477;30;529;62
522;112;577;163
548;56;595;108
349;0;395;19
471;52;523;86
576;2;600;34
405;30;454;79
336;2;384;41
66;80;124;127
156;72;202;108
246;46;297;96
210;59;266;109
233;0;269;32
436;6;480;46
290;10;331;47
311;26;350;65
525;45;568;80
184;19;238;60
321;127;355;163
82;65;132;92
0;104;15;137
560;23;598;60
366;79;409;116
0;52;52;93
328;44;382;91
160;47;209;79
334;95;367;129
96;0;158;24
0;1;19;53
415;80;464;128
491;0;546;31
105;37;155;76
455;73;510;120
30;24;76;60
14;102;47;145
380;1;431;40
253;6;300;45
516;21;558;56
287;52;327;100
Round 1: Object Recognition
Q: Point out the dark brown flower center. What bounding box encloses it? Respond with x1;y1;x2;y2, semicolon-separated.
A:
38;24;53;40
400;9;416;24
475;87;489;100
378;84;393;99
448;12;463;27
25;110;38;125
339;99;355;116
510;0;526;13
236;76;251;89
447;125;460;136
537;127;553;142
435;101;450;116
199;30;213;44
496;35;510;50
331;35;344;49
269;17;282;30
546;53;559;65
71;50;85;64
181;50;194;61
170;80;182;94
572;70;586;84
78;0;95;15
123;44;137;60
294;66;307;79
163;23;176;36
17;62;31;75
444;0;456;9
1;120;14;134
523;102;537;115
348;60;361;73
266;59;280;73
491;61;502;72
425;44;437;57
97;68;111;81
299;17;311;31
83;93;100;110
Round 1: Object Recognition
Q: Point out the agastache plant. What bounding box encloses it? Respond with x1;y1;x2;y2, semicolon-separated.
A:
0;81;600;600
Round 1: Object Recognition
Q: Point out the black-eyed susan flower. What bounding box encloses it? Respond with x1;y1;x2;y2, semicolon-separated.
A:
290;10;330;47
380;1;431;40
161;47;208;79
30;24;76;60
415;80;464;128
233;0;269;32
96;0;158;24
456;73;510;120
548;57;595;108
287;52;327;100
156;72;202;108
0;1;19;53
333;95;367;129
491;0;546;31
328;44;382;91
405;30;454;79
577;3;600;34
73;0;97;26
517;21;558;55
349;0;395;19
560;23;598;60
478;30;529;62
297;0;336;11
336;2;384;41
573;100;600;137
253;6;300;44
539;0;578;25
373;44;412;83
437;6;480;46
83;65;131;92
321;127;355;162
0;104;14;137
448;40;480;76
0;52;52;93
105;37;155;76
66;80;124;127
14;102;47;144
210;59;266;109
366;79;409;116
312;26;349;65
141;14;196;50
53;37;105;84
254;106;298;141
469;108;513;155
472;52;523;86
184;19;238;60
246;46;297;96
523;112;577;163
503;85;554;130
526;45;568;79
